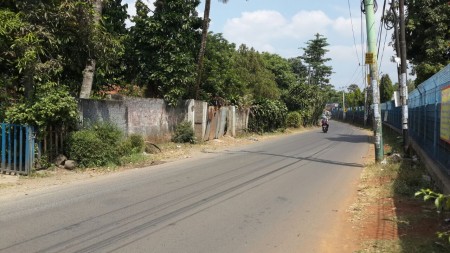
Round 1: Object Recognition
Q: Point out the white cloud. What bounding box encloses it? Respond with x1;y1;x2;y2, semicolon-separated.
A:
286;10;332;39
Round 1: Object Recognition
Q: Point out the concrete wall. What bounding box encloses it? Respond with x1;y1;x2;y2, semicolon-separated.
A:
79;98;248;142
79;98;195;142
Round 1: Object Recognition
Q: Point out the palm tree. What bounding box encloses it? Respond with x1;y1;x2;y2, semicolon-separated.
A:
194;0;229;100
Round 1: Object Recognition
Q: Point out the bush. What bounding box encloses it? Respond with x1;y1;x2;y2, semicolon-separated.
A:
129;134;145;153
67;130;111;167
172;121;196;143
248;99;288;133
286;111;302;128
66;122;123;167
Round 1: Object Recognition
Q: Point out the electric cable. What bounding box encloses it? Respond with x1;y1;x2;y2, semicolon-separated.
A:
348;0;361;65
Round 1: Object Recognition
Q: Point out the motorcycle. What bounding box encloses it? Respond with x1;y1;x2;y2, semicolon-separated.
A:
321;118;329;133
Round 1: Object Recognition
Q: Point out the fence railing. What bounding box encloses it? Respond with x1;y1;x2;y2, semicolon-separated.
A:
37;125;69;162
0;123;35;175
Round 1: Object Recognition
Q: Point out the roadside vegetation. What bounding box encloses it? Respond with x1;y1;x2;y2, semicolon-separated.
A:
353;128;450;253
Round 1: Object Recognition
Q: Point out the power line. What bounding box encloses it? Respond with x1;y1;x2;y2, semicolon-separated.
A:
348;0;361;65
377;0;387;59
378;26;389;76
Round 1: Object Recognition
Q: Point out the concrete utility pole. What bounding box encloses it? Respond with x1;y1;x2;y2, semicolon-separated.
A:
363;0;384;162
399;0;409;153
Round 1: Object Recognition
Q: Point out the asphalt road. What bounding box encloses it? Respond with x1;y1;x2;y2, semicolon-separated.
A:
0;121;370;253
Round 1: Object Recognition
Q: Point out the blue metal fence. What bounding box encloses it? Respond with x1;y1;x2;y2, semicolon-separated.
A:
0;123;35;175
331;64;450;175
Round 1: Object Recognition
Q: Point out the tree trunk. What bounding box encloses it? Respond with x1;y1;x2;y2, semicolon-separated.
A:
194;0;211;100
79;0;103;99
80;59;96;98
23;66;35;101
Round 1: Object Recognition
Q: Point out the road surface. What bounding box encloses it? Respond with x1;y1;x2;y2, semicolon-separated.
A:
0;121;370;253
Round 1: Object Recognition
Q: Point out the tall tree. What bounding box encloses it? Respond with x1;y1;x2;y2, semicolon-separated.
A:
405;0;450;85
145;0;202;105
79;0;103;99
300;33;333;87
292;33;333;125
195;0;229;99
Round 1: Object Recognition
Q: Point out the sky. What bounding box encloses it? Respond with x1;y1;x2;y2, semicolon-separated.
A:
123;0;399;91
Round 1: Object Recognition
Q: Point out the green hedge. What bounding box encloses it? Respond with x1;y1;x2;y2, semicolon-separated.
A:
248;99;288;133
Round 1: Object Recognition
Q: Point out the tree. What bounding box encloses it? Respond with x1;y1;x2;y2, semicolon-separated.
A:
405;0;450;85
195;0;230;99
200;33;244;104
345;85;364;107
261;52;297;91
300;33;333;87
148;0;202;105
380;74;394;103
288;56;308;84
0;1;62;101
287;33;333;125
79;0;103;99
233;45;280;101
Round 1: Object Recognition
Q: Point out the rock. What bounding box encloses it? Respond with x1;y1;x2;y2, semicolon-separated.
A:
388;153;402;163
64;160;77;170
54;154;67;166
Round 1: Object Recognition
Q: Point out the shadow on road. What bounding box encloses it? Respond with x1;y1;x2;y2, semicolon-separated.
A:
325;134;370;144
235;150;364;168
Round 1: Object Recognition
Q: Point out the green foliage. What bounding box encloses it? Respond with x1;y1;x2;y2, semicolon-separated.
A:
117;134;145;157
67;122;123;167
129;133;145;153
67;130;112;168
300;33;333;87
261;52;297;90
380;74;394;103
128;0;201;106
415;188;450;244
286;111;302;128
5;82;78;128
172;121;196;143
200;33;245;104
405;0;450;85
248;99;288;133
345;85;364;108
282;82;328;126
234;45;280;101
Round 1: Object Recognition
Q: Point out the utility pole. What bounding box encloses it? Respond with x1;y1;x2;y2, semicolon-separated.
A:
363;0;384;162
399;0;409;154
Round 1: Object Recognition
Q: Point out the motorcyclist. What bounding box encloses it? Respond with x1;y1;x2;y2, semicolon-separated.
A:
322;110;330;121
321;110;330;128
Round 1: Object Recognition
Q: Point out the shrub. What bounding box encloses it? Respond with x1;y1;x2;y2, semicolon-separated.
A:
129;134;145;153
286;111;302;128
248;99;288;133
66;122;123;167
67;130;110;167
172;121;196;143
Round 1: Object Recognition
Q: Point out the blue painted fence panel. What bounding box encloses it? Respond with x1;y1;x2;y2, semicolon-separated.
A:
0;123;35;175
331;64;450;174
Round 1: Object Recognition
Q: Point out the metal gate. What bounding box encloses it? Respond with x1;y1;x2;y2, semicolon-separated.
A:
0;123;35;175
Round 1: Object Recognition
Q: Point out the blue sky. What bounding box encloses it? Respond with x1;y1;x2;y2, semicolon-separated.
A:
124;0;399;91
